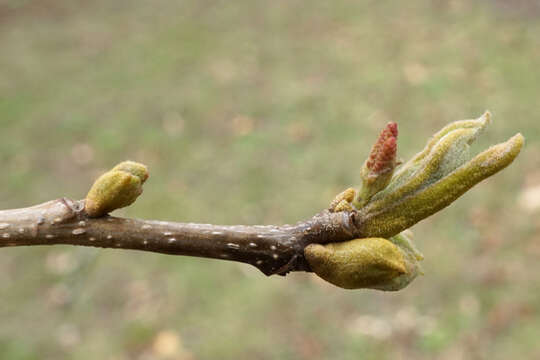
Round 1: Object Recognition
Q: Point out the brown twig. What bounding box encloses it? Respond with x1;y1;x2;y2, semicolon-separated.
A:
0;198;359;276
0;113;524;290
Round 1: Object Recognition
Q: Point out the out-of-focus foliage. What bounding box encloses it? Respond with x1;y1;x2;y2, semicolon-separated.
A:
0;0;539;359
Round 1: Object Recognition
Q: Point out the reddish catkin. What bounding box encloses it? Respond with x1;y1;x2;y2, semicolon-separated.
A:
366;122;398;174
371;137;397;173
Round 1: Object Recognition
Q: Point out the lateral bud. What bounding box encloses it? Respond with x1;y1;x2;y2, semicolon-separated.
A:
85;161;149;218
305;235;421;291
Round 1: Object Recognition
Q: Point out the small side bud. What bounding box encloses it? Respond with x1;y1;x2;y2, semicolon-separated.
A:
355;122;398;207
329;188;356;212
85;161;149;218
305;236;421;291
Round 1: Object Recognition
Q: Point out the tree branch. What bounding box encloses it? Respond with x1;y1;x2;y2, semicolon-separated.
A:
0;198;357;276
0;112;524;290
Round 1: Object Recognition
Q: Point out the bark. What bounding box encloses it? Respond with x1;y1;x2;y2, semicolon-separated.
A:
0;198;361;276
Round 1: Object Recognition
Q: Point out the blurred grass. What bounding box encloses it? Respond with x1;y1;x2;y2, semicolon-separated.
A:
1;0;539;359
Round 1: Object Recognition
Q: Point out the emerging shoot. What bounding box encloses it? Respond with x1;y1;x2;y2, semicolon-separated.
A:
314;112;523;290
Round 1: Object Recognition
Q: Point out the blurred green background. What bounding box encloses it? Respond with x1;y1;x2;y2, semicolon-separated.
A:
1;0;539;359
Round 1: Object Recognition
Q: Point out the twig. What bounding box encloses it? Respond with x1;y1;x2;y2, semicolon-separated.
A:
0;198;357;276
0;112;524;290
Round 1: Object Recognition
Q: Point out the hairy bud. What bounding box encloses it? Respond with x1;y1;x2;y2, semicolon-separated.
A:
305;235;421;290
85;161;149;218
329;187;356;212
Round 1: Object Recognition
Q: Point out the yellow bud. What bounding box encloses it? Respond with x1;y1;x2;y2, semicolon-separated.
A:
305;237;419;290
85;161;149;217
329;188;356;212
